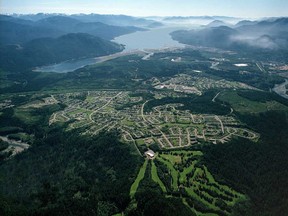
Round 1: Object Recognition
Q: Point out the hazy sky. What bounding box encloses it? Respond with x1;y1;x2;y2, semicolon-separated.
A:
1;0;287;18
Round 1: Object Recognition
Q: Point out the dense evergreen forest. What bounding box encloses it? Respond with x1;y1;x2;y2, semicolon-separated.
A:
0;129;142;215
203;96;288;215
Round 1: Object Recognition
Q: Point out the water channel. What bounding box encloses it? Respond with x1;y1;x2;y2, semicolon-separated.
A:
34;27;186;73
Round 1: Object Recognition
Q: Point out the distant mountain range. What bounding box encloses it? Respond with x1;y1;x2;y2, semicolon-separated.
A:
161;16;241;25
0;13;167;72
11;13;163;27
171;17;288;51
0;15;145;45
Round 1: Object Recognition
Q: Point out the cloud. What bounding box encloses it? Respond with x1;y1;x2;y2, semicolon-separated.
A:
230;34;279;49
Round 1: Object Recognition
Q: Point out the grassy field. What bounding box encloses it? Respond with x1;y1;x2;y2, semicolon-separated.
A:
179;161;196;184
136;139;145;145
161;154;182;164
14;108;41;125
154;151;246;215
219;91;288;113
157;156;179;190
151;160;167;193
130;159;148;198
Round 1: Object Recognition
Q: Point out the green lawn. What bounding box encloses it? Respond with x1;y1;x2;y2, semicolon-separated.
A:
185;188;219;212
151;160;167;193
157;156;178;190
179;161;196;184
14;108;41;125
136;139;145;145
161;154;182;164
130;159;148;198
155;151;247;215
219;91;288;113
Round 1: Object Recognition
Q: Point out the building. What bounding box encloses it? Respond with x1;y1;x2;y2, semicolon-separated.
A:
144;149;156;159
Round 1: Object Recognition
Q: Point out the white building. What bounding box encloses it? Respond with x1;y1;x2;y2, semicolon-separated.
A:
144;149;156;159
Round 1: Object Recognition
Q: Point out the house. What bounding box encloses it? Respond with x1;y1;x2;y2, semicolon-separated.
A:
144;149;156;159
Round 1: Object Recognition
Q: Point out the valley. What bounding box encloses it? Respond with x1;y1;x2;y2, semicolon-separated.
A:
0;10;288;216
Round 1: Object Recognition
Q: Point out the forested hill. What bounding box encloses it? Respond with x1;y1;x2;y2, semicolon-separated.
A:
0;15;144;45
0;33;124;71
171;17;288;52
0;129;142;215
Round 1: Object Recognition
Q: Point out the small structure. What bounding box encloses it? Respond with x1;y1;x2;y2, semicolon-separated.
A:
144;149;156;159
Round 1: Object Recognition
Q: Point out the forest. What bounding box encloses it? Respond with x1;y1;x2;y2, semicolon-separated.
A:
0;129;142;215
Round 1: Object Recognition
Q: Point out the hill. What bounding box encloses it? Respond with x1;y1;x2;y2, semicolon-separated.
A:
0;20;64;46
69;14;162;27
206;20;229;27
171;26;238;49
12;13;162;28
0;33;124;71
0;15;144;45
234;20;258;27
171;17;288;51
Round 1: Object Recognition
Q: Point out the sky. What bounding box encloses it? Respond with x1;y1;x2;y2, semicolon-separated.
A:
1;0;288;18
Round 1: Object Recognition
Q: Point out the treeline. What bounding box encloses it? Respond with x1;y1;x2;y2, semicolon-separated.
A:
237;90;288;107
145;91;230;115
202;110;288;215
205;67;283;91
0;103;65;139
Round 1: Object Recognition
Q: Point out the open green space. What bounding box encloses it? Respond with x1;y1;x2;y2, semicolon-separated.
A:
130;159;148;198
179;161;196;184
219;91;288;114
154;151;245;215
157;156;179;190
151;160;167;193
161;154;182;164
14;108;42;125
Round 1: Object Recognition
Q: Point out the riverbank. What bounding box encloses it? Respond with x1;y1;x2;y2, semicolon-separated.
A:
273;79;288;100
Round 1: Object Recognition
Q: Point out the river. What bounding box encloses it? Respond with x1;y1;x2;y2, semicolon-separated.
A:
273;79;288;100
34;27;186;73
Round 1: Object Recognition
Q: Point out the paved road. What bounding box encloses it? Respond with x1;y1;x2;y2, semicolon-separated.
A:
212;92;221;102
215;116;224;134
141;100;150;122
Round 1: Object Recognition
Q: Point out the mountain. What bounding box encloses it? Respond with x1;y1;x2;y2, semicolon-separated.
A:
35;16;81;32
0;14;34;25
74;22;142;39
0;33;124;71
0;15;144;45
234;20;258;27
11;13;64;21
171;17;288;51
146;21;164;28
206;20;229;27
69;14;163;28
163;16;240;25
236;17;288;36
13;13;162;28
35;16;144;40
0;20;64;46
171;26;238;49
